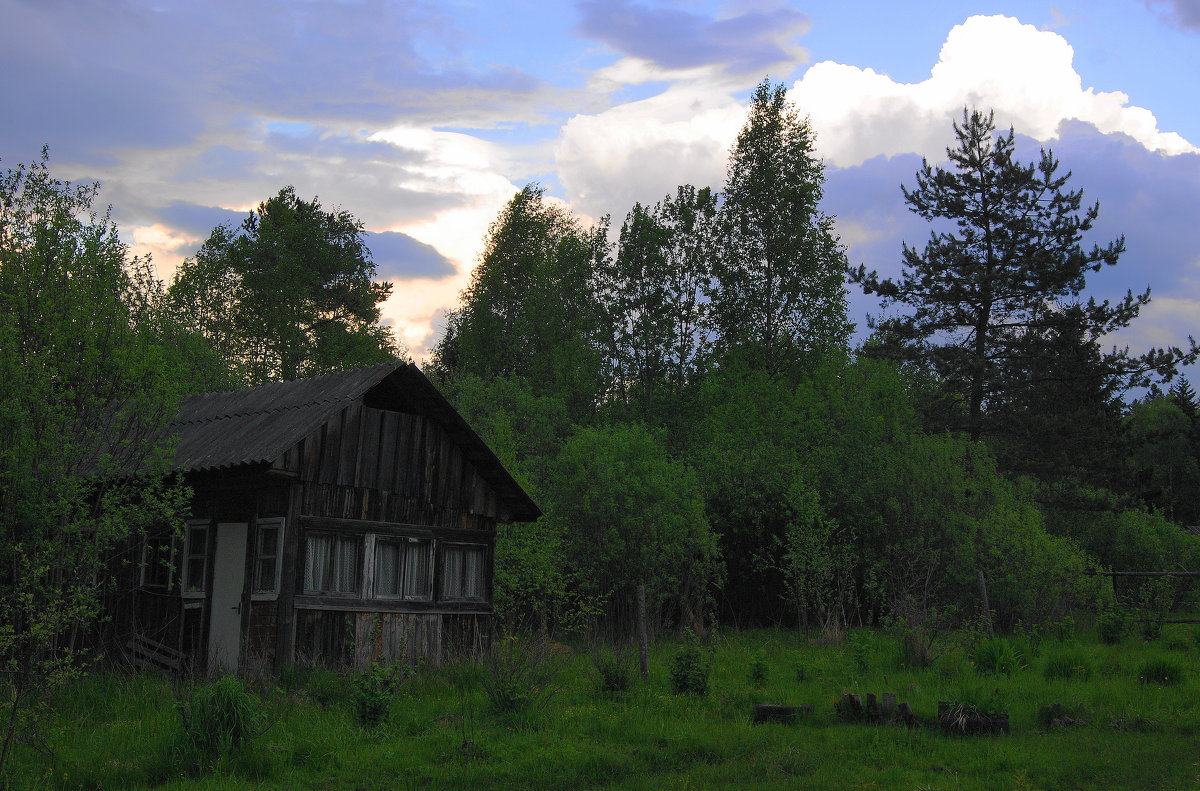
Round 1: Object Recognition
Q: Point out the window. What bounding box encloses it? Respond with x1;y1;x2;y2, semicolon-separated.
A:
440;544;487;601
140;533;176;589
182;521;209;595
253;518;285;595
303;532;360;595
374;538;432;600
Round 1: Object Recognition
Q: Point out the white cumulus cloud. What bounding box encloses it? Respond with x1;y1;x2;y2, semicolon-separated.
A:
792;15;1197;167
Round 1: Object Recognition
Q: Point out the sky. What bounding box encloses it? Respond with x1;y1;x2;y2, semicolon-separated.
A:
3;0;1199;374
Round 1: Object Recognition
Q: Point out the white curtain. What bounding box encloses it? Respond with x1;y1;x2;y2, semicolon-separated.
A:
375;541;399;596
402;540;431;598
331;536;358;593
304;533;331;592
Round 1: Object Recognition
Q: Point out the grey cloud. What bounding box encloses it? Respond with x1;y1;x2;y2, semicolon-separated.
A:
574;0;809;73
366;231;455;281
156;202;249;238
1144;0;1200;32
2;0;546;165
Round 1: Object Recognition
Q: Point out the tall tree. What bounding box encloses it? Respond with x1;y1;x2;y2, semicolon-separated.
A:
711;79;851;375
0;154;186;774
432;184;608;419
854;108;1194;442
599;185;717;421
169;186;400;385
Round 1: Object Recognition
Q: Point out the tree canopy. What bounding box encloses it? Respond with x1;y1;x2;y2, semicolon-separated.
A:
169;186;401;385
854;109;1193;443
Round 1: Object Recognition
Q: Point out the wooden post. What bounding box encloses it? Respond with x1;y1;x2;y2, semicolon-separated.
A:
977;570;994;639
636;584;650;680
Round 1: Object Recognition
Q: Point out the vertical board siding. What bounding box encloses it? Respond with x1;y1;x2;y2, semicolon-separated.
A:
293;405;499;525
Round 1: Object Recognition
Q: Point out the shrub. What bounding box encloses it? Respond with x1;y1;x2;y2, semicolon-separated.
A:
591;647;634;695
972;638;1025;675
846;630;873;673
1140;616;1163;642
1138;657;1184;686
1042;651;1092;682
351;662;409;728
669;637;710;696
1097;608;1130;645
482;636;561;715
178;676;262;763
747;649;769;687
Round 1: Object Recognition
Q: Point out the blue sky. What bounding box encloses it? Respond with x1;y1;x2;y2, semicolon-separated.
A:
3;0;1197;370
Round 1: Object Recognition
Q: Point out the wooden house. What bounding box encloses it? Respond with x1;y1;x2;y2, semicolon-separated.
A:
115;361;539;674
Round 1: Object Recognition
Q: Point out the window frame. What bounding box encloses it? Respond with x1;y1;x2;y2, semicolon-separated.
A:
371;536;434;602
251;517;286;600
139;532;177;590
438;542;489;603
181;519;210;599
302;530;362;597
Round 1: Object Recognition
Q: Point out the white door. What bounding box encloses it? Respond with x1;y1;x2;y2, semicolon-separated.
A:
209;522;248;673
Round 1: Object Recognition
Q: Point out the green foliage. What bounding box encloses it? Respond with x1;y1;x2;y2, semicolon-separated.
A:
0;152;189;777
1042;651;1093;681
350;662;409;728
1097;609;1132;645
304;668;346;708
669;635;710;696
177;676;262;764
854;108;1192;446
712;78;851;374
747;648;769;688
1036;700;1091;729
169;185;400;385
432;184;608;419
972;638;1026;676
946;678;1009;718
600;185;717;423
481;636;561;716
590;647;634;695
548;423;720;636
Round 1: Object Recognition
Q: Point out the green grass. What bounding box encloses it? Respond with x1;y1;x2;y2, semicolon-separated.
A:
7;627;1200;790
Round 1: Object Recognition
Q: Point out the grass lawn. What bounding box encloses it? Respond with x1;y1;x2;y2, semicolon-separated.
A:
7;627;1200;790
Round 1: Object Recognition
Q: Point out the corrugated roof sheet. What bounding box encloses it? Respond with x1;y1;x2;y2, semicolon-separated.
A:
171;361;399;472
169;361;541;521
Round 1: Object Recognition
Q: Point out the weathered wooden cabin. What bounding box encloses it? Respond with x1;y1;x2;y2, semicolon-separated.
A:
116;361;539;674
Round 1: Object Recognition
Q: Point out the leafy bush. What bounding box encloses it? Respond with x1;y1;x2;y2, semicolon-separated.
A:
1097;609;1131;645
178;676;262;763
482;636;561;715
669;636;710;696
1140;616;1163;642
591;647;634;694
972;638;1025;675
747;649;769;687
1138;657;1184;686
1042;651;1093;681
351;662;409;728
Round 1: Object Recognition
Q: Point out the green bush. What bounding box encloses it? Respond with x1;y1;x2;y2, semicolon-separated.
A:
747;649;769;687
482;636;561;715
351;662;408;728
1097;609;1130;645
972;638;1025;675
177;676;262;763
1138;657;1185;686
669;639;710;696
591;647;634;694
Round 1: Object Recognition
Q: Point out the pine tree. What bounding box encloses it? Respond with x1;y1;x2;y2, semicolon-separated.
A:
854;108;1193;442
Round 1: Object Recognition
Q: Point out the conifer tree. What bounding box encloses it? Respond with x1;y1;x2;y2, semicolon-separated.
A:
854;108;1194;442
